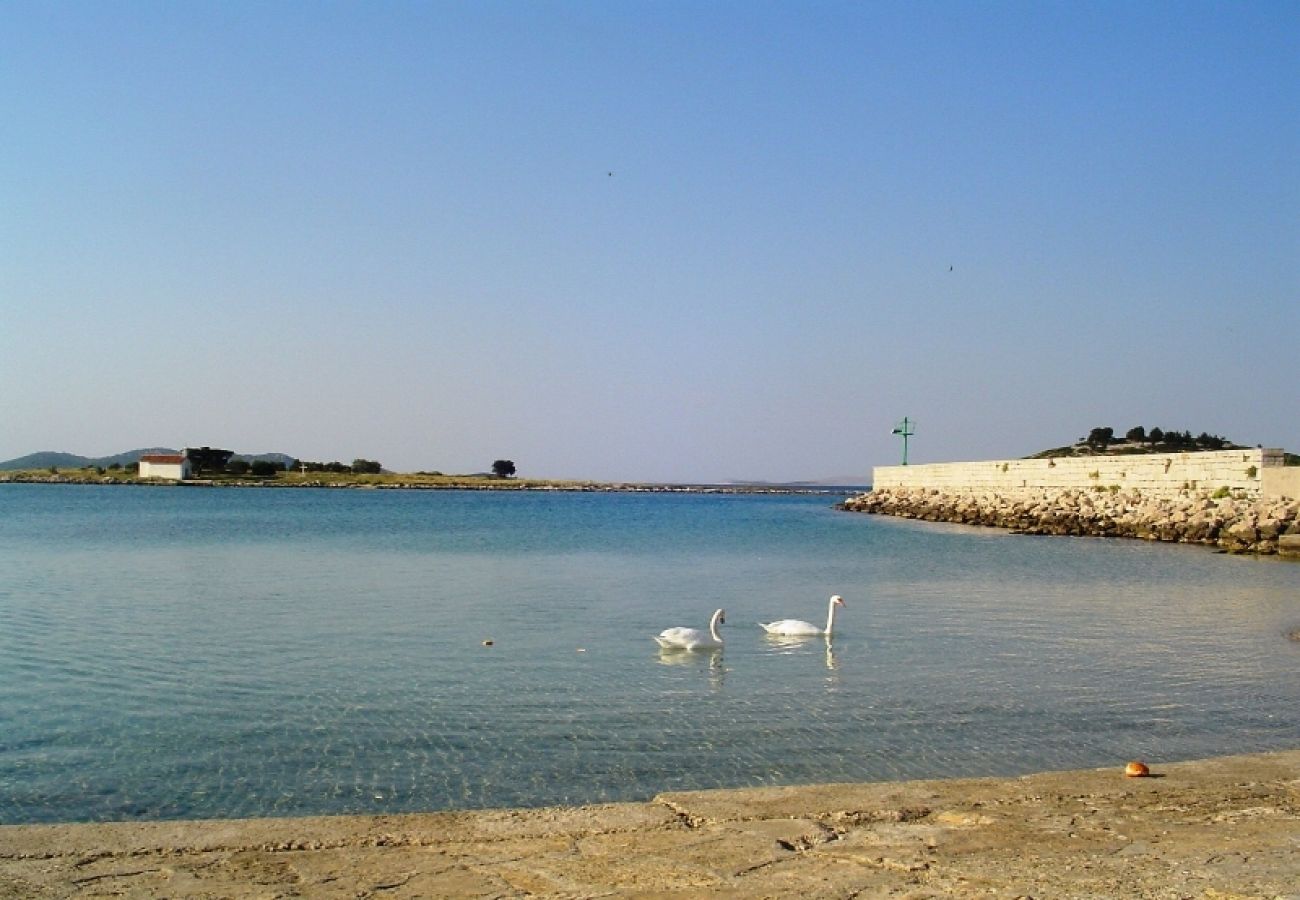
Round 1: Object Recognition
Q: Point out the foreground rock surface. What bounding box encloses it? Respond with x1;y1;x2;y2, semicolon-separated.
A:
2;750;1298;898
843;486;1300;555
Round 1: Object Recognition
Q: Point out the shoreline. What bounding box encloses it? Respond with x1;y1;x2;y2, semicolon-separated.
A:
3;749;1297;897
843;485;1300;556
0;473;858;496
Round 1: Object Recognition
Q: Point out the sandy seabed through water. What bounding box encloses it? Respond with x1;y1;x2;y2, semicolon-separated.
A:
2;748;1298;898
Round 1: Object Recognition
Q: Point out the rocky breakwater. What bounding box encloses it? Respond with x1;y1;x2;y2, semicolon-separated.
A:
841;487;1300;557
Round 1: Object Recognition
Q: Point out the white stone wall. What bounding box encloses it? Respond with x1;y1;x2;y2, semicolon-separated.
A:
139;460;189;480
872;449;1281;498
1263;466;1300;500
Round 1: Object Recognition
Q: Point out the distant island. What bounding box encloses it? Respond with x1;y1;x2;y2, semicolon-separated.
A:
0;448;296;472
0;447;855;494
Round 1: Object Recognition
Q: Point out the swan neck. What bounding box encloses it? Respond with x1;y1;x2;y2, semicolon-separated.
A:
825;599;838;634
709;609;724;642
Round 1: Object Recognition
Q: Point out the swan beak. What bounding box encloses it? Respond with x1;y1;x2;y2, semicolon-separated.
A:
832;595;845;606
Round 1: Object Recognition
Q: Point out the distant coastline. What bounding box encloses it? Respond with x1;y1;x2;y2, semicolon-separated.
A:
0;470;860;496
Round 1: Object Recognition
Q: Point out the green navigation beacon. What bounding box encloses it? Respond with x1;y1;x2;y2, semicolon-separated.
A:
891;417;915;465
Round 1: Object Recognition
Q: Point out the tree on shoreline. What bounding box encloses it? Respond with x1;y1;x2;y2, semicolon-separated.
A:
492;459;516;478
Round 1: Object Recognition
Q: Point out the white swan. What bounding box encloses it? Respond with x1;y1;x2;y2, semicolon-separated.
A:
655;608;725;650
760;595;845;636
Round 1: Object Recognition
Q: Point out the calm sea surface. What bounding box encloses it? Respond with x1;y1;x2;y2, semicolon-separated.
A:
1;484;1298;824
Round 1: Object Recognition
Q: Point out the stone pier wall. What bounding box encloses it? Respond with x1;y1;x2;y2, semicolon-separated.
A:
849;449;1300;556
873;448;1284;498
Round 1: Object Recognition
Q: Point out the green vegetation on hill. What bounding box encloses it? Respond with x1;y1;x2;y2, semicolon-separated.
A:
1027;425;1248;459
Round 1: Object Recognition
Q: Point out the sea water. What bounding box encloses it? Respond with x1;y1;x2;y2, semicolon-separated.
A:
1;484;1297;824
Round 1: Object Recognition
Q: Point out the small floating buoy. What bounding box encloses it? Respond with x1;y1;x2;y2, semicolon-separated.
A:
1124;760;1150;777
576;648;586;653
482;639;494;647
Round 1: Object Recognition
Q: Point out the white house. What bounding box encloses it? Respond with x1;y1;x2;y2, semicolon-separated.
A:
138;453;191;481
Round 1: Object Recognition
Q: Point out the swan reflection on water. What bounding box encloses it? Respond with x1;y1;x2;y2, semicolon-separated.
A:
656;647;726;688
762;633;838;671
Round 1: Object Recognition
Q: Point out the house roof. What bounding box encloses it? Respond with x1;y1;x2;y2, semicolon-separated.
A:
140;454;186;464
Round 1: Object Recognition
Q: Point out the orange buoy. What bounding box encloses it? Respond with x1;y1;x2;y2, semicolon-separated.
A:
1124;760;1150;777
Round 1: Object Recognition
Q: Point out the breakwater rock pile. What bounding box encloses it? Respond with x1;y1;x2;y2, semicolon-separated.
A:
841;487;1300;556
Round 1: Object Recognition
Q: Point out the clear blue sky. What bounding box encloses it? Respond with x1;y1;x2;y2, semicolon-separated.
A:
2;1;1296;481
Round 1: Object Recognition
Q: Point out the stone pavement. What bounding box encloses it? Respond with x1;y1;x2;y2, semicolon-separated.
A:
2;750;1297;898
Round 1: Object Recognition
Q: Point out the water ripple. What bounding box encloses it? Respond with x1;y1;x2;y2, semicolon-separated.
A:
1;485;1298;823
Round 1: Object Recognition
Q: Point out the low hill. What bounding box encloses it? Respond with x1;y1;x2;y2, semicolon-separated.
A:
0;451;102;471
0;449;179;470
96;448;181;467
231;452;296;468
0;448;295;471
